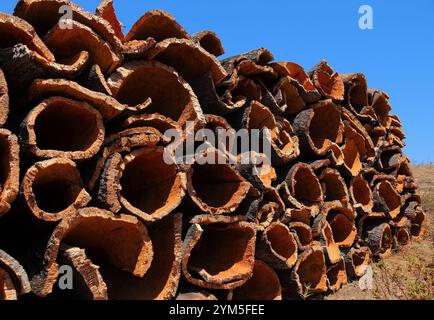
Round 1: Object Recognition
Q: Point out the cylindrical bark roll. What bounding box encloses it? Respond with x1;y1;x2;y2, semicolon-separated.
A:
341;73;368;115
0;12;54;61
368;89;392;127
318;168;349;205
21;158;91;222
192;30;225;57
287;222;313;251
0;129;19;217
95;0;124;42
362;222;393;259
373;180;402;219
182;215;256;290
0;44;89;94
187;159;251;215
21;96;105;161
108;60;205;127
256;222;298;270
326;257;348;293
0;67;8;127
44;20;121;74
26;78;136;122
344;247;371;280
115;147;186;222
393;227;410;248
284;246;328;296
30;207;154;297
341;124;367;177
293;99;343;157
309;60;344;100
312;216;341;264
231;260;282;300
147;38;227;85
350;174;374;213
410;210;426;239
285;162;323;213
325;206;357;248
94;213;183;300
126;9;189;42
14;0;122;53
271;61;321;104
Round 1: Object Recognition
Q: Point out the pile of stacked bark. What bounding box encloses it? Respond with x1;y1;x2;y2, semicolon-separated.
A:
0;0;427;300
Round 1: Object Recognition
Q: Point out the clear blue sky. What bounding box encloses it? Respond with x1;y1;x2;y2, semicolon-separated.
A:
1;0;433;163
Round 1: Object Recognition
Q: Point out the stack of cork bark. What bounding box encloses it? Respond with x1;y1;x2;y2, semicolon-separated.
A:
0;0;427;300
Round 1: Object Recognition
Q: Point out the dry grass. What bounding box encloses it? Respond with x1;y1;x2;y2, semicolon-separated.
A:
327;164;434;300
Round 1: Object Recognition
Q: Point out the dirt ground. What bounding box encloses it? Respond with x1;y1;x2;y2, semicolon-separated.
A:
326;164;434;300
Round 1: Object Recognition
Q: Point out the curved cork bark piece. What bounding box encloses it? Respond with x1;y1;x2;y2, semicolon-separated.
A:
95;213;182;300
0;68;8;127
309;60;344;100
0;44;89;94
44;20;121;74
393;227;410;248
350;174;374;213
256;222;298;270
341;123;367;177
312;216;341;264
122;38;156;61
21;158;91;222
147;38;227;85
192;31;224;57
293;99;342;157
0;268;17;300
410;210;426;240
326;257;347;293
0;13;54;62
368;89;392;127
126;10;189;42
287;222;313;251
108;60;204;126
27;78;138;121
271;61;321;104
30;207;153;297
286;246;328;296
182;216;256;290
344;247;371;279
21;96;105;160
0;250;31;296
318;168;349;206
271;76;305;115
0;129;19;217
373;180;402;219
187;158;251;215
95;0;124;42
97;147;186;222
362;222;393;259
222;48;274;73
59;245;108;300
326;207;357;248
285;162;323;212
341;73;369;115
231;260;282;300
14;0;122;53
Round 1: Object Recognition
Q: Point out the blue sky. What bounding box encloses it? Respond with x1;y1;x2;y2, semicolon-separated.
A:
1;0;433;162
